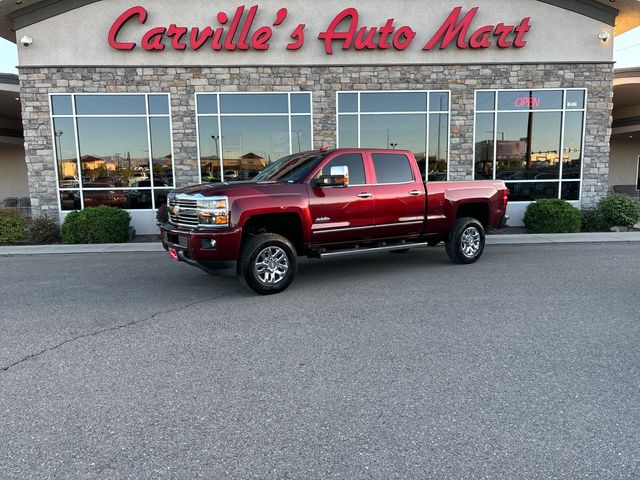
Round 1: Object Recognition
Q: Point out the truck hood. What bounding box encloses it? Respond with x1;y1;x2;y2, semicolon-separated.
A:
174;181;298;199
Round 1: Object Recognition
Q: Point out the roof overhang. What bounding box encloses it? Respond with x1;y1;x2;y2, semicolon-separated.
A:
613;67;640;136
614;66;640;85
0;73;19;93
0;73;23;143
0;0;634;43
1;0;100;42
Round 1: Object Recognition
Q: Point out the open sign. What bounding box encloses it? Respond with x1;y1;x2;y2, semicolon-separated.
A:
515;96;541;108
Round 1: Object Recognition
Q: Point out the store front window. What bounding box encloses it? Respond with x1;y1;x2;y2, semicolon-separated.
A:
336;91;450;181
196;92;313;183
50;93;174;211
474;89;586;202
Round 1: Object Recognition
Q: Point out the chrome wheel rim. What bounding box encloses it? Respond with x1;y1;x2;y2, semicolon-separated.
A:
461;227;481;258
254;246;289;285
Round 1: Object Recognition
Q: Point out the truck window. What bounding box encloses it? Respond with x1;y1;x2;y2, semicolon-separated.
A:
371;153;414;184
318;154;366;185
254;152;326;182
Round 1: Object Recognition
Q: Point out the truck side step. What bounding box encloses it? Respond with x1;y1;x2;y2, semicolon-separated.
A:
319;241;436;259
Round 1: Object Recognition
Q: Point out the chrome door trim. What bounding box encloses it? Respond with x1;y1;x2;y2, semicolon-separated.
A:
313;220;424;234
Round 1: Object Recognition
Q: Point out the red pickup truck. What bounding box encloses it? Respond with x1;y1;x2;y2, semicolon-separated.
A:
162;149;508;294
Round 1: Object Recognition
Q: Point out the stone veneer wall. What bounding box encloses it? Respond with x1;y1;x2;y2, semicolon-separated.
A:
19;63;613;219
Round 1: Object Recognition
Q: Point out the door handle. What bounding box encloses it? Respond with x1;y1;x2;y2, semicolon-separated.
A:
409;190;422;196
357;193;374;199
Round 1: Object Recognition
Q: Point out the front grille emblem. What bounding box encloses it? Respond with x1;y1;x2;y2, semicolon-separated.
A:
172;206;180;216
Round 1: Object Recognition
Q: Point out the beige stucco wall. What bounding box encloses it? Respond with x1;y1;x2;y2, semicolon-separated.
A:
0;145;29;199
16;0;613;67
609;137;640;188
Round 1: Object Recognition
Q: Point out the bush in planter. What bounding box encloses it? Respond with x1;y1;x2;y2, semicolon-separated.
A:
581;208;611;233
598;194;640;228
30;216;61;244
0;209;29;244
524;199;582;234
61;206;131;244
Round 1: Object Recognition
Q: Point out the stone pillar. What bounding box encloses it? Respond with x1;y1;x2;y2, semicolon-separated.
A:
19;68;59;219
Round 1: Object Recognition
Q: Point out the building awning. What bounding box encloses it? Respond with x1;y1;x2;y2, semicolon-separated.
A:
613;67;640;137
0;74;22;146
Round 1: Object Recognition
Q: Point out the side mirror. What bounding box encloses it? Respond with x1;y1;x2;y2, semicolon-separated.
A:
314;166;350;188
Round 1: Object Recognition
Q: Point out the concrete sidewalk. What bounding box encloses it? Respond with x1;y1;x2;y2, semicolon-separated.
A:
1;232;639;256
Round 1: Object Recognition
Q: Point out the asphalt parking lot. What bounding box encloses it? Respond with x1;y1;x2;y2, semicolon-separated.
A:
1;243;639;479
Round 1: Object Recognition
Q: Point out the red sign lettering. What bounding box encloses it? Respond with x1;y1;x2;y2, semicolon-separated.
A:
108;6;148;50
107;5;532;54
317;8;417;54
108;5;289;52
424;7;531;50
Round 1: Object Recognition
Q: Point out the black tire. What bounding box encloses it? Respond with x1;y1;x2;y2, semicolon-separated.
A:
238;233;298;295
445;217;485;264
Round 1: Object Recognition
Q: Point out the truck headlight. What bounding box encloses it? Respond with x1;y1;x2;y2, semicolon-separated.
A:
197;197;229;227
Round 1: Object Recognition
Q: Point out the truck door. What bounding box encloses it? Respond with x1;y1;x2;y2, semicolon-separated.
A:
307;152;376;245
369;151;426;238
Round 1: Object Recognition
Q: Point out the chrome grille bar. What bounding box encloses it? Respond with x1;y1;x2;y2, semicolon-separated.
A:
168;197;199;228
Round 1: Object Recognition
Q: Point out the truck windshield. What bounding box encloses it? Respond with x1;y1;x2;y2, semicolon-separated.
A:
254;152;328;183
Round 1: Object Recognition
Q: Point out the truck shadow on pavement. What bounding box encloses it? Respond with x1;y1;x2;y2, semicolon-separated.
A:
170;246;479;296
296;247;452;280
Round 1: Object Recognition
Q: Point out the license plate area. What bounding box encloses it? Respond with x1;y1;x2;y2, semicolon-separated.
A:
167;232;189;248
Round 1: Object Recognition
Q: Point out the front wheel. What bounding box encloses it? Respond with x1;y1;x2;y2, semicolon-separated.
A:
445;217;485;264
238;233;298;295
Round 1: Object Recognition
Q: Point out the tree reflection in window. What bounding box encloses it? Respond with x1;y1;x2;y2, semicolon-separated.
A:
51;93;174;211
196;92;313;183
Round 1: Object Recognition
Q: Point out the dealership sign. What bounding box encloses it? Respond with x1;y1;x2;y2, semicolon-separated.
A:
108;5;532;53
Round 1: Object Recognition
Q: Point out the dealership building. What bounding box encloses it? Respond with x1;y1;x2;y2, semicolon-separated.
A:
1;0;640;234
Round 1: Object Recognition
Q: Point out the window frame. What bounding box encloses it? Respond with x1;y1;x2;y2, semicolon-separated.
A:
195;92;314;184
472;88;588;203
336;90;452;182
49;92;176;212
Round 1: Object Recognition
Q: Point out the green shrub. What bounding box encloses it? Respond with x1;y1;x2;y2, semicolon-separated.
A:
598;194;640;228
30;216;61;244
524;199;582;234
0;209;29;244
581;208;611;232
61;206;131;244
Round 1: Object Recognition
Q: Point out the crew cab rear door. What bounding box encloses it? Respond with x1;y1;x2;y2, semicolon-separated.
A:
307;152;376;245
369;151;426;238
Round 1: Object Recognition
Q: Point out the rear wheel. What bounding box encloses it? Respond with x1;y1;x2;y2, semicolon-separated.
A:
445;217;485;264
238;233;298;295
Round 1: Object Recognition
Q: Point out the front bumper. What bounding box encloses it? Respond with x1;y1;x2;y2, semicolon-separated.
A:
160;223;243;264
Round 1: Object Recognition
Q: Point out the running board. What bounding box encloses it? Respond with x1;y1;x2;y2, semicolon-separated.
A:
319;241;436;259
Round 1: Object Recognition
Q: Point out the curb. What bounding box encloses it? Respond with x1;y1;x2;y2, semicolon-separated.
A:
486;232;640;245
0;243;165;256
1;232;640;256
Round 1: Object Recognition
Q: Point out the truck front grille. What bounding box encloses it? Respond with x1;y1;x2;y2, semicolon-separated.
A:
168;197;199;228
